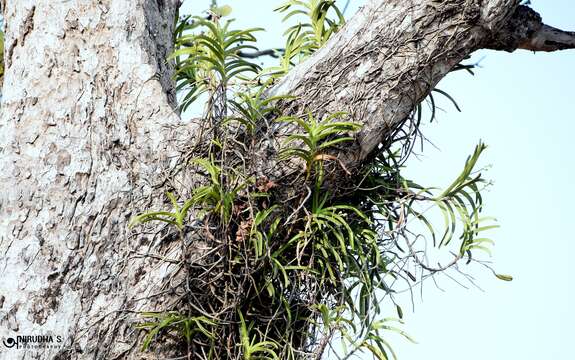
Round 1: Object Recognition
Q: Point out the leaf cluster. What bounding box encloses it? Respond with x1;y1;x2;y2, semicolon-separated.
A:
173;16;262;111
264;0;345;77
129;2;510;359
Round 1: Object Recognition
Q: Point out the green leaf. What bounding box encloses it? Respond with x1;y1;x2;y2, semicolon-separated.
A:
495;273;513;282
395;304;403;320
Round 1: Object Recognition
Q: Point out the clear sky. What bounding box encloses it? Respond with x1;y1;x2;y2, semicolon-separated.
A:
181;1;575;359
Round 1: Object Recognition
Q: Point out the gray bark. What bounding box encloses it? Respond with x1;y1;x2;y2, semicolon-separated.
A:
0;0;572;359
266;0;575;174
0;1;190;358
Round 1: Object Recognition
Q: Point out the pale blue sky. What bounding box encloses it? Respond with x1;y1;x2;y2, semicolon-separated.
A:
181;1;575;359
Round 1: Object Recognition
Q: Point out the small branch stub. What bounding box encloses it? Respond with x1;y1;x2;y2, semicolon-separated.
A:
488;5;575;52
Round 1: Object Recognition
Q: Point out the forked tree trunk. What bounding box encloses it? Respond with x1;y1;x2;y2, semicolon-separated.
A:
0;0;572;359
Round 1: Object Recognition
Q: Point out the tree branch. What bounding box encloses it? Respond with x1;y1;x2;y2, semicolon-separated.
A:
237;48;284;59
261;1;575;184
487;5;575;52
179;40;285;59
523;25;575;52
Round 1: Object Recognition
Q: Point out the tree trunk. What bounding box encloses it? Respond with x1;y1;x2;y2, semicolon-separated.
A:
0;1;193;358
0;0;572;359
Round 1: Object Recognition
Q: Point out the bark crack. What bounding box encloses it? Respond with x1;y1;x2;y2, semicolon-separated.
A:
5;5;36;68
20;5;35;47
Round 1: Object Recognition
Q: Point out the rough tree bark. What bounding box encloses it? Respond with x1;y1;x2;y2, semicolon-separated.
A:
0;1;189;358
0;0;572;359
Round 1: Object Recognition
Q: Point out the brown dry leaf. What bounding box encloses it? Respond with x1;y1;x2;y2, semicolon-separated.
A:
235;219;252;242
314;154;351;175
257;177;277;192
314;154;337;162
